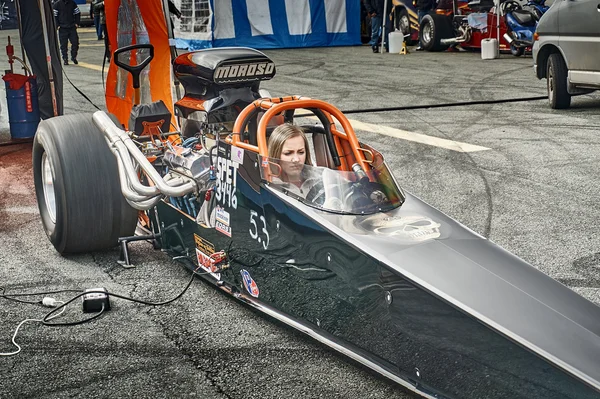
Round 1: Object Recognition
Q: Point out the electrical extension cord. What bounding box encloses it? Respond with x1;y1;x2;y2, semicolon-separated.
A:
42;297;59;307
0;301;65;357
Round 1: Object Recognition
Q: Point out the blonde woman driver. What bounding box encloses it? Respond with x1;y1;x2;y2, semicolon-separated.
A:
267;124;317;198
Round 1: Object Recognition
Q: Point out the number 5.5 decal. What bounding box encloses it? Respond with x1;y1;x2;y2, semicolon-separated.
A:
249;210;270;250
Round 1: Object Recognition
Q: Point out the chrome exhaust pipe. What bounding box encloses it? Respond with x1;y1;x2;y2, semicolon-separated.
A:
440;37;460;45
503;33;514;44
440;27;470;45
93;111;197;202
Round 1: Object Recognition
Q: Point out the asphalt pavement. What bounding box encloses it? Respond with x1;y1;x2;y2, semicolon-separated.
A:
1;27;599;399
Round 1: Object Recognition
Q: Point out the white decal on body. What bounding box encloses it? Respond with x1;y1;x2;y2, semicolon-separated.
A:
215;157;238;210
249;210;270;250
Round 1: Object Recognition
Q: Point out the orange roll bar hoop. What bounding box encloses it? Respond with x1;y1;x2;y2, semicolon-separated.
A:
231;97;370;174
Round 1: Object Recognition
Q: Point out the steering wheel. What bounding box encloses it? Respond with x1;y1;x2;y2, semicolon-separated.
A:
304;180;348;211
343;182;389;210
501;0;521;12
305;180;327;206
305;180;388;212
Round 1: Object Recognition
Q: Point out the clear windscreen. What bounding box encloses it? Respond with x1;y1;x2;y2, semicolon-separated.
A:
260;149;404;215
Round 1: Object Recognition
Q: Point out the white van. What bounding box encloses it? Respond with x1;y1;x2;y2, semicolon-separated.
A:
532;0;600;109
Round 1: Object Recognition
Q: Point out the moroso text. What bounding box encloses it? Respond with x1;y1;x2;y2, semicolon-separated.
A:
214;62;276;82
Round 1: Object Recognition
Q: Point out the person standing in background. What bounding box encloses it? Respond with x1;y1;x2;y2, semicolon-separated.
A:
53;0;81;65
90;0;103;40
363;0;382;53
92;0;109;61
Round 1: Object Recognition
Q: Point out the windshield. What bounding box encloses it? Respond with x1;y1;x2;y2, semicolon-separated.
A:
260;147;404;215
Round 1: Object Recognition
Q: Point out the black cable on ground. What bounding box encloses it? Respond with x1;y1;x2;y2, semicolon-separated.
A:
41;257;209;327
0;287;82;305
62;67;102;111
295;95;547;117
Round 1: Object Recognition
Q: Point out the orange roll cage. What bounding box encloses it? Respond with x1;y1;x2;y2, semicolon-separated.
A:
229;97;371;176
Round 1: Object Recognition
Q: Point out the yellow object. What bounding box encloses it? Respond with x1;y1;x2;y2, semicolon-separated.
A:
400;41;409;55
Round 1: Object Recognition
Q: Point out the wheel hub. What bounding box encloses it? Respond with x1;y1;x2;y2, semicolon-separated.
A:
422;23;432;44
41;152;57;224
400;16;410;35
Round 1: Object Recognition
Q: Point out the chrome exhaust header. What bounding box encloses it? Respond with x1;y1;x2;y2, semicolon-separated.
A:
93;111;197;210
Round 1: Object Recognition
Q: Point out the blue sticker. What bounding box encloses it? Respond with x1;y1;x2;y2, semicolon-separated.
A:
241;269;259;298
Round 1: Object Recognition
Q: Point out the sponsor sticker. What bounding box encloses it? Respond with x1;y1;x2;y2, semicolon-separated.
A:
215;206;230;226
214;62;276;83
193;234;221;279
215;220;232;237
194;234;215;255
241;269;259;298
195;249;221;280
231;146;244;164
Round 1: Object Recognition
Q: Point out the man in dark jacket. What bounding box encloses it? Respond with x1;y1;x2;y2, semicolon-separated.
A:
363;0;393;53
53;0;81;65
363;0;381;52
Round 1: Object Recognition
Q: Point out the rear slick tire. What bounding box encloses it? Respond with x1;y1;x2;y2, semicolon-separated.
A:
547;53;571;109
419;14;452;52
32;113;138;254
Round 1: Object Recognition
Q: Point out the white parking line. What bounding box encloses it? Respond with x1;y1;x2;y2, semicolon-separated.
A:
299;110;490;152
347;119;490;153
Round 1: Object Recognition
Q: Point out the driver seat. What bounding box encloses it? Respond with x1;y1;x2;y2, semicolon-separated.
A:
312;133;334;168
512;9;536;26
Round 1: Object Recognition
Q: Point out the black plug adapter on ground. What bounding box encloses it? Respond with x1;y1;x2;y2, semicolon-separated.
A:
82;288;111;313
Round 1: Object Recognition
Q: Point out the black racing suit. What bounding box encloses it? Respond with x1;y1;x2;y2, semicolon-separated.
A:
53;0;81;62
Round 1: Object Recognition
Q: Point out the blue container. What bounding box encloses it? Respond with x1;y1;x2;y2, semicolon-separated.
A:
4;75;40;139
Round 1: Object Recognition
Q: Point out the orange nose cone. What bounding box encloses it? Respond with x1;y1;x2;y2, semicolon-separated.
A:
533;32;540;41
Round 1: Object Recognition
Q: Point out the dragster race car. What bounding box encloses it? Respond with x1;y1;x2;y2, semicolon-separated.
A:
31;45;600;398
418;0;512;52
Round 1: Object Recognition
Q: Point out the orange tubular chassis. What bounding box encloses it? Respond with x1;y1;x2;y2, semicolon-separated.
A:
228;96;373;179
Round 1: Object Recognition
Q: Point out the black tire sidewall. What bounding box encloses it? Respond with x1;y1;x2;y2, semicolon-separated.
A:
547;53;571;109
33;124;68;252
420;14;451;51
420;15;435;50
32;114;137;254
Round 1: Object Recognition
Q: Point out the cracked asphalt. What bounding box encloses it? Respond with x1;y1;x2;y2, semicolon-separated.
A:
1;26;600;399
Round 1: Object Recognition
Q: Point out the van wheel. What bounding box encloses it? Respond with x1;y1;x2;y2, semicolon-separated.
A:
547;53;571;109
32;114;138;254
396;8;417;45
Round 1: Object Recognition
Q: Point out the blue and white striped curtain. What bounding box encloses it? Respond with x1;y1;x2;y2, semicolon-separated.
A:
173;0;360;50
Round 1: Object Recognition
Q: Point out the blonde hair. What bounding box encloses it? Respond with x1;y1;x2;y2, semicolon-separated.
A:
267;124;313;166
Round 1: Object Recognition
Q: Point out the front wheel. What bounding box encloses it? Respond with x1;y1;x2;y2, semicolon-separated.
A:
419;14;452;52
510;44;524;57
32;114;138;254
547;53;571;109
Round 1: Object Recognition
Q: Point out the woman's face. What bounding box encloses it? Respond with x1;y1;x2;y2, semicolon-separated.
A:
279;135;306;182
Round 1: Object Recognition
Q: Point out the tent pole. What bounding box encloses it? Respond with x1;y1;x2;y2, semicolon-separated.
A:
380;0;389;54
161;0;182;103
37;0;58;116
14;0;28;73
